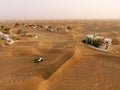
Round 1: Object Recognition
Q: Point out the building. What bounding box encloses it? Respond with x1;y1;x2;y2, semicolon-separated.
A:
0;32;10;40
0;32;15;45
84;34;112;51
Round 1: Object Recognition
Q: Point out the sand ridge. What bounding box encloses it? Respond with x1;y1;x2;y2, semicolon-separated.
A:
38;46;81;90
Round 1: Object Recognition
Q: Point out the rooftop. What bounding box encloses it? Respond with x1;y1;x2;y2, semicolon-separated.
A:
86;34;112;42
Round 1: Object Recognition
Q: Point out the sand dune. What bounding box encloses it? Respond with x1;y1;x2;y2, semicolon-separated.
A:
0;20;120;90
38;43;120;90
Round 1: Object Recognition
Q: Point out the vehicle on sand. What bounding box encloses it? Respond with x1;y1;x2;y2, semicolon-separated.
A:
34;57;43;63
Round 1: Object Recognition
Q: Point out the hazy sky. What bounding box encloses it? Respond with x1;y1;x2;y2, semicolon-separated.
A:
0;0;120;20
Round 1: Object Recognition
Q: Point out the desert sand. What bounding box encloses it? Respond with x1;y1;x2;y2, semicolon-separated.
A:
0;20;120;90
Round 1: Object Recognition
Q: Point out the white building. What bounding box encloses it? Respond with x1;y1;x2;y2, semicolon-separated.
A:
0;32;15;45
85;34;112;51
0;32;10;40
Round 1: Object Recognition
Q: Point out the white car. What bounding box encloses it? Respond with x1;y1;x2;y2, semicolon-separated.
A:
34;57;43;63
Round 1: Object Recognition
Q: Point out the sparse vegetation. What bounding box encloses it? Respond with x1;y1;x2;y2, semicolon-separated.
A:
48;26;52;28
39;25;43;28
1;25;4;29
93;38;105;47
67;26;72;31
17;29;22;34
2;27;11;34
4;27;11;31
17;29;27;36
14;23;20;27
10;35;19;40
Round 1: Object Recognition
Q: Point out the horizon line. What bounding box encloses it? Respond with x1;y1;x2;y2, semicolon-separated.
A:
1;18;120;21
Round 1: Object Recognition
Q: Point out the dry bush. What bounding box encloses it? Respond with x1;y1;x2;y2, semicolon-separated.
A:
2;27;11;34
10;35;19;40
14;23;20;27
4;27;11;31
0;25;4;29
93;38;105;47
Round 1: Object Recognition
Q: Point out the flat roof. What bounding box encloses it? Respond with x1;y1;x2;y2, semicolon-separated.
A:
86;35;103;39
86;35;112;41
